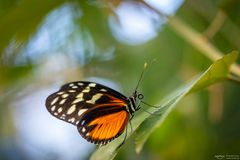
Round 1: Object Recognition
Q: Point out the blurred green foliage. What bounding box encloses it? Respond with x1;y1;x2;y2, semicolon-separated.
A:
0;0;240;160
91;52;238;160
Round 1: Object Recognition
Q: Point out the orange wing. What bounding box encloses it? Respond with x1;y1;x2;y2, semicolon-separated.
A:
78;107;129;145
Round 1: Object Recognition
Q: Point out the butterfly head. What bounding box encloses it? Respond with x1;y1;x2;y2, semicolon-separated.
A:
133;90;144;101
126;91;144;115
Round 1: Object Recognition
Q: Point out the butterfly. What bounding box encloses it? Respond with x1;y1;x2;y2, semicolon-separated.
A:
45;80;145;145
44;62;155;146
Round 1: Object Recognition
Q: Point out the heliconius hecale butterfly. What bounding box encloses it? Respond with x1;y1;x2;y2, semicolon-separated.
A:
45;64;149;146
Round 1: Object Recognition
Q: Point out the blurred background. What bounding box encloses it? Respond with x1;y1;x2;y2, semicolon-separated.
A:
0;0;240;160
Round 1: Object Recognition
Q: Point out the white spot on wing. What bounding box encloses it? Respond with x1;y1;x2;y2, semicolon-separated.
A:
59;99;66;105
60;116;65;119
67;105;76;115
82;87;90;93
81;120;85;125
72;92;84;104
100;89;107;92
62;94;69;98
57;92;64;95
89;83;96;87
78;109;88;116
86;93;102;104
51;106;56;111
69;83;74;87
68;90;76;93
72;98;83;104
60;114;66;119
76;93;84;98
72;86;78;89
78;82;84;86
82;127;86;132
57;107;63;113
68;117;75;123
51;97;59;105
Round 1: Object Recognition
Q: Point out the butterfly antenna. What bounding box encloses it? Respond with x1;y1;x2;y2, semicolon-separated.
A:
134;59;157;91
134;62;148;91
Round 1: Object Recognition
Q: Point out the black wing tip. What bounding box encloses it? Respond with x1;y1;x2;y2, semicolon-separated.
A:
45;90;60;107
77;125;123;146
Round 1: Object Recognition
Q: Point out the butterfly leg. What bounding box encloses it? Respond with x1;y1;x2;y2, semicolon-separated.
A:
117;124;128;149
129;120;133;134
141;101;160;108
136;101;142;110
139;101;164;116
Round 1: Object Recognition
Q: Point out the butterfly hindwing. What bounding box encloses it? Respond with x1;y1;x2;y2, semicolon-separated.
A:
77;102;129;145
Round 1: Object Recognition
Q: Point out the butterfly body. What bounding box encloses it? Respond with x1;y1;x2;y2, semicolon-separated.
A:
45;81;142;145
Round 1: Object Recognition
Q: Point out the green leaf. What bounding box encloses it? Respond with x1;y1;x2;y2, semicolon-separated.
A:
0;65;33;87
90;51;238;160
0;0;65;54
134;51;238;153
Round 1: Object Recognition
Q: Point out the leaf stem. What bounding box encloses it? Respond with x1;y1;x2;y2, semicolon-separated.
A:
227;74;240;84
138;0;240;79
167;17;240;77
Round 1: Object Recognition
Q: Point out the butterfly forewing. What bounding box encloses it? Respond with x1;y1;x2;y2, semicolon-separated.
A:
45;81;131;144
